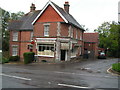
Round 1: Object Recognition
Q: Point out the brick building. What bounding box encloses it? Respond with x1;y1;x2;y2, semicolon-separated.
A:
9;1;84;62
83;33;99;58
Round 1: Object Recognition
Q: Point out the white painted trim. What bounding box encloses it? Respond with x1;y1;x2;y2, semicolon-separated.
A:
50;1;68;23
32;1;68;25
36;38;56;41
35;55;54;57
71;56;76;58
65;50;67;61
0;50;2;52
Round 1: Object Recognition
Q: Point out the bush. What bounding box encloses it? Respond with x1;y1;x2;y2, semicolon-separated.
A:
112;63;120;72
23;52;35;64
9;56;20;62
2;51;9;59
2;58;9;64
41;60;47;62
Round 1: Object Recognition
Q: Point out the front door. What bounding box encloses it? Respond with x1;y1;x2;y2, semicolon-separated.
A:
61;50;66;61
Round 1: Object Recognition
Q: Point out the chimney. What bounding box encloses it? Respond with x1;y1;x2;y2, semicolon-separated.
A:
64;1;70;13
30;3;36;12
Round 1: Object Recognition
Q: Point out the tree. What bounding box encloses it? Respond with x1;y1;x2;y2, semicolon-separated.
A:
1;8;10;51
1;8;24;51
94;21;119;57
10;11;24;20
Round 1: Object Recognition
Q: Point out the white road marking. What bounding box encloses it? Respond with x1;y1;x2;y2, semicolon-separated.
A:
0;73;31;81
58;83;90;89
55;71;116;78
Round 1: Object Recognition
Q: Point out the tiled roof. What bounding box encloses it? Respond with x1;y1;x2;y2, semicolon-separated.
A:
9;1;84;31
8;10;41;30
84;33;99;43
51;2;84;30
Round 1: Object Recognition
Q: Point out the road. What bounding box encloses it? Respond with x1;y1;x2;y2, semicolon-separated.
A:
1;58;119;89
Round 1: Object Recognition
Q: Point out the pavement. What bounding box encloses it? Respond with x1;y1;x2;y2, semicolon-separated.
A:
1;58;120;89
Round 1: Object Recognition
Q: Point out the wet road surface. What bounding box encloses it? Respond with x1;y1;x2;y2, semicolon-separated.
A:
1;58;119;89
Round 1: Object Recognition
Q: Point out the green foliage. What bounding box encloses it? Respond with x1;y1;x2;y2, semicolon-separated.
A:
2;57;9;64
112;63;120;72
1;8;24;51
9;56;20;62
2;51;9;59
23;52;35;64
94;21;119;57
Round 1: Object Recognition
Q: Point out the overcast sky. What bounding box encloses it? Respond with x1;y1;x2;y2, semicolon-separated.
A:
0;0;119;32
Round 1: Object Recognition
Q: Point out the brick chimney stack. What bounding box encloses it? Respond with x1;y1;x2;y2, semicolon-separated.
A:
30;3;36;12
64;1;70;13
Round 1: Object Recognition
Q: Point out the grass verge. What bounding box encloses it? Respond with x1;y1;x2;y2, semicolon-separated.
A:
112;63;120;72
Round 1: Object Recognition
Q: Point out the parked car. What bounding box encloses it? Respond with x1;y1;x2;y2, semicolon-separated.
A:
98;52;106;59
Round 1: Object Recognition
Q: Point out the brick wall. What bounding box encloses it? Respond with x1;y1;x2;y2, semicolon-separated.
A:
34;23;57;37
36;5;64;23
60;23;69;37
9;30;32;59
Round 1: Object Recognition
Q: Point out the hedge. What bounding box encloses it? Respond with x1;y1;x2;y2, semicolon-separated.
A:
112;63;120;72
9;56;20;62
23;52;35;64
2;58;9;64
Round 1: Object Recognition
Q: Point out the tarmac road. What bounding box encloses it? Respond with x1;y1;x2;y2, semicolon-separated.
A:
1;58;119;89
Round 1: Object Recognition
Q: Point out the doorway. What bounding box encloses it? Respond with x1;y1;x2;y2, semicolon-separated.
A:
61;50;66;61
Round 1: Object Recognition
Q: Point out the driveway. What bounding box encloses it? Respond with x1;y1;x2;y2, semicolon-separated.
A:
1;58;119;89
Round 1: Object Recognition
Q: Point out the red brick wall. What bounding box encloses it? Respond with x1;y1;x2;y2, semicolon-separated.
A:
36;5;64;23
20;42;31;59
9;31;20;56
34;23;44;37
9;42;20;56
73;27;76;39
34;23;57;37
84;42;98;57
9;30;33;59
60;23;69;36
84;43;95;51
49;23;57;37
21;31;32;41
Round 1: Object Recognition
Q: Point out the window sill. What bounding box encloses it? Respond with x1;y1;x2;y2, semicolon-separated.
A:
71;56;76;58
35;55;54;57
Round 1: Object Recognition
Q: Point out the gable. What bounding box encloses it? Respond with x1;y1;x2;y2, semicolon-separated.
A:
36;5;64;23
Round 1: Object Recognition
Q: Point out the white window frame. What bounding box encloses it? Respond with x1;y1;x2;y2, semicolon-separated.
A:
12;45;18;56
30;31;33;40
71;28;73;38
76;30;78;39
44;24;50;36
80;32;82;40
37;44;54;57
80;35;82;40
13;31;18;41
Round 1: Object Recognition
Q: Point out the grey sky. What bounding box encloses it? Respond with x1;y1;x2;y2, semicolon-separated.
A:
0;0;119;32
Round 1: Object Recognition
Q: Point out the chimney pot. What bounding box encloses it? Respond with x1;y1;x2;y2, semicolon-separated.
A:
64;1;70;13
65;2;69;4
30;3;36;12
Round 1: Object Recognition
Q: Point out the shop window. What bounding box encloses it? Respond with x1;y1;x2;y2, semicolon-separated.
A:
38;44;54;56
